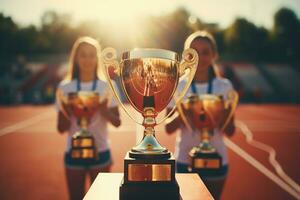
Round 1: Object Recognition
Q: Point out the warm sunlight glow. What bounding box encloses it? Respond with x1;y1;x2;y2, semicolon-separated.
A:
69;0;177;24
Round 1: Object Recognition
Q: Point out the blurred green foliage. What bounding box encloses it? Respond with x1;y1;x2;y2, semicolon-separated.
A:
0;7;299;104
0;7;299;63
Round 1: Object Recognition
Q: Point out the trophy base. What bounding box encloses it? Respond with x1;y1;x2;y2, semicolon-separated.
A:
72;134;94;148
119;178;180;200
129;150;171;159
65;149;98;166
70;135;97;162
189;148;222;176
120;152;179;200
70;148;97;158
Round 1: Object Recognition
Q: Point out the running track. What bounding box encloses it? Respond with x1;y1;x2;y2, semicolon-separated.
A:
0;104;299;200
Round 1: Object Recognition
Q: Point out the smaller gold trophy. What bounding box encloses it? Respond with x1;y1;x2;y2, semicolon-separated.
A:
180;91;238;174
56;90;102;163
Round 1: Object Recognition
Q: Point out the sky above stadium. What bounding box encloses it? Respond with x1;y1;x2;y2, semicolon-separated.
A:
1;0;300;28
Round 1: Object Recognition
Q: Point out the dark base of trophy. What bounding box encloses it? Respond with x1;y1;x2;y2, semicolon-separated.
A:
189;147;222;176
70;135;98;164
119;152;180;200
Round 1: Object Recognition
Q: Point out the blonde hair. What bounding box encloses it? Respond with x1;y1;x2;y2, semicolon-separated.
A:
64;36;103;81
184;30;220;78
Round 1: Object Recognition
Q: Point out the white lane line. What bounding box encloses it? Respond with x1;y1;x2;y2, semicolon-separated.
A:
244;107;300;121
241;119;300;124
236;120;300;193
0;112;53;137
224;138;300;200
242;120;300;128
238;122;300;132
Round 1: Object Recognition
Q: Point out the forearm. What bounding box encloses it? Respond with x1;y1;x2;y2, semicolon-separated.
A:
165;112;182;134
223;117;235;137
101;107;121;127
103;113;121;127
57;112;71;133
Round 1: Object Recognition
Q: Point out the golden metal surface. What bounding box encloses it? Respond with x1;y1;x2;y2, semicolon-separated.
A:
181;92;238;168
121;58;179;114
181;91;239;132
56;86;101;160
122;49;179;61
56;90;101;125
72;138;93;147
71;149;95;159
102;47;198;155
194;158;221;169
68;91;100;112
128;164;171;181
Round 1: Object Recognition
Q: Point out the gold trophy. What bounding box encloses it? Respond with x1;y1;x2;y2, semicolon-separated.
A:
102;48;198;200
180;91;238;174
56;90;102;163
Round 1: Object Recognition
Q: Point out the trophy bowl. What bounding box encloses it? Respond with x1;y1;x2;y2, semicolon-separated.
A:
68;91;100;120
102;48;198;200
57;90;101;161
181;91;238;173
185;94;225;131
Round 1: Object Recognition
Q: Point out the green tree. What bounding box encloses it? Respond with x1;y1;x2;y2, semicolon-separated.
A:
270;7;300;63
0;13;18;57
40;10;76;53
15;25;39;55
224;18;269;61
140;8;192;52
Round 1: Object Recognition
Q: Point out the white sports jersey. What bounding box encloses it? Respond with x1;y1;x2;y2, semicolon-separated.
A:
56;79;117;153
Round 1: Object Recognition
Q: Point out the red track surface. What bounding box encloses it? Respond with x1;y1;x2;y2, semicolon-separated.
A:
0;104;299;200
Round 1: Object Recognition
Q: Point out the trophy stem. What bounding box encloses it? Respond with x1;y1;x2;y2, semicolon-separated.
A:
142;107;156;127
78;117;90;136
201;128;211;143
129;107;170;159
198;128;215;152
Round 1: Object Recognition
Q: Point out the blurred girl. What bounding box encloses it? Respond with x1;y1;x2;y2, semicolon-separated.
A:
56;36;120;200
165;31;236;200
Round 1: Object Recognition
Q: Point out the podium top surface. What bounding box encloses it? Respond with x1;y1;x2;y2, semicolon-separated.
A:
84;173;213;200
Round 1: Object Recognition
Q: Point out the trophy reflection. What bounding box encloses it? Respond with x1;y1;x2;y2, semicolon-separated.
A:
181;91;238;174
102;48;198;200
57;91;101;162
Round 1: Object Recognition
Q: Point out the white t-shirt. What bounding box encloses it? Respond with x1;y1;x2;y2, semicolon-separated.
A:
56;79;117;153
172;77;233;165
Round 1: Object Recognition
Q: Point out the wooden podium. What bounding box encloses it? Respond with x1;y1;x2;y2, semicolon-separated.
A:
84;173;213;200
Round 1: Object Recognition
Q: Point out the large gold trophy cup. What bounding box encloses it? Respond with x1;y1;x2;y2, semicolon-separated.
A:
102;48;198;200
56;90;102;163
181;91;238;175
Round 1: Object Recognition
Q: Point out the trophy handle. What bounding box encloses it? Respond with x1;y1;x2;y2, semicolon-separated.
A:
101;88;113;105
175;102;194;132
102;47;143;125
220;90;239;132
157;48;198;125
56;88;71;120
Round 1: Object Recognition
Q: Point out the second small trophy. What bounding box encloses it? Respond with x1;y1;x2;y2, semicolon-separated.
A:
181;91;238;175
56;90;101;164
102;48;198;200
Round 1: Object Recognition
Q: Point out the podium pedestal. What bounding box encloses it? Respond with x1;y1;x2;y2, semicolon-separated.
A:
84;173;213;200
120;152;179;200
